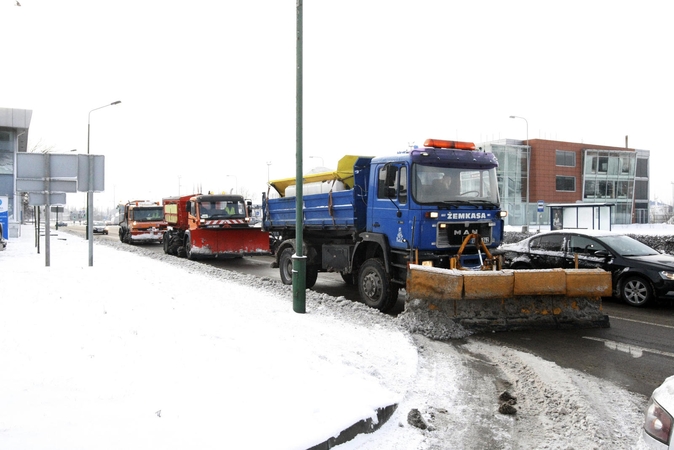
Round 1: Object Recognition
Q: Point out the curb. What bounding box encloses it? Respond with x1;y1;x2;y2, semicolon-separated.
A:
307;403;398;449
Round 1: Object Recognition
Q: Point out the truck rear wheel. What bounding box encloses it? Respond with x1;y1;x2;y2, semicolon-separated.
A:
279;248;294;285
279;248;319;288
306;266;318;289
358;258;398;312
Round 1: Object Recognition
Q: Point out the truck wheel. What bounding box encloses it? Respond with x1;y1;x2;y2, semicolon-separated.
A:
358;259;398;311
340;271;356;285
306;266;319;289
279;248;294;285
621;276;652;307
119;229;124;243
186;239;199;260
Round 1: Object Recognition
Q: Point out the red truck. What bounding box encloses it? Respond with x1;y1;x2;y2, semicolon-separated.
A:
162;193;271;260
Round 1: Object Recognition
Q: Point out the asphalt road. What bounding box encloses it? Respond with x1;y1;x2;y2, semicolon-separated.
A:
61;223;674;398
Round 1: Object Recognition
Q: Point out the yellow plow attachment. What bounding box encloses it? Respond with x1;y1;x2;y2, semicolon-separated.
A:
399;265;611;339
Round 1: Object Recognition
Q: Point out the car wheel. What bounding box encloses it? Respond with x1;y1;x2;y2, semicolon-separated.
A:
621;276;653;307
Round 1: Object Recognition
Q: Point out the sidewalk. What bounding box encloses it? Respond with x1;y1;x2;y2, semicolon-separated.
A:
0;225;419;450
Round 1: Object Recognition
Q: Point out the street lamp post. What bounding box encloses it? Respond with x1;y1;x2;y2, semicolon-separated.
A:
86;101;121;266
509;115;529;232
266;161;272;184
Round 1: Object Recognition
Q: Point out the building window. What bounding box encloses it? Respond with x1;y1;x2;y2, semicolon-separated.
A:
636;158;648;178
591;156;609;173
556;150;575;167
635;179;648;200
0;131;10;152
556;176;575;192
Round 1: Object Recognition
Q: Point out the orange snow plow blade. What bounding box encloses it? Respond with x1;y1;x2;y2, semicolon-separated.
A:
400;265;611;337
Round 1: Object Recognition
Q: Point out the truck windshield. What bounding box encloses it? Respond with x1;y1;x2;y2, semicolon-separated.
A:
133;207;164;222
200;201;245;219
412;165;499;205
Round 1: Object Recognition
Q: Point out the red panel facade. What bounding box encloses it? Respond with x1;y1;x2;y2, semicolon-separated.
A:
528;139;635;204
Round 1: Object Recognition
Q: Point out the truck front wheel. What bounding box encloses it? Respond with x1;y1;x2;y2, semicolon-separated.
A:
358;258;398;312
185;237;198;260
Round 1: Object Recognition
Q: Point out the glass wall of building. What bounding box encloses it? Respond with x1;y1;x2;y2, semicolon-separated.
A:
0;129;15;219
487;141;529;227
582;149;636;224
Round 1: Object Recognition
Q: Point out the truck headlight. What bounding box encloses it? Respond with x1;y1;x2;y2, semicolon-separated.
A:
644;397;672;445
659;271;674;281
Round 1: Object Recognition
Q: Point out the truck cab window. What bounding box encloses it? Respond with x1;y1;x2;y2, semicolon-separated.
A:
377;164;406;203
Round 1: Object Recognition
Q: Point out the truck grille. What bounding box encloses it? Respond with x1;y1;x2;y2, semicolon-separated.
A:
436;222;493;247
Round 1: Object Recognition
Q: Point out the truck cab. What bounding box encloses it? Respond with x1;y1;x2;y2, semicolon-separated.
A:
118;200;167;244
162;193;270;260
366;139;504;269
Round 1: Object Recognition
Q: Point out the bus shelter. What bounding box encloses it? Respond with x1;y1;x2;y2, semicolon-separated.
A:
548;202;614;231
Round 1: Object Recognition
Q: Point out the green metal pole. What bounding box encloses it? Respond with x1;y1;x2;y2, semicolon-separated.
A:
293;0;306;313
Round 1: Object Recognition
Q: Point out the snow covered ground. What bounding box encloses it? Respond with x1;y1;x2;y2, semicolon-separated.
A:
0;224;656;449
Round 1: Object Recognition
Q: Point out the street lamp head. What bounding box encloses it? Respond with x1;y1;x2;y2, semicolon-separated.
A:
111;101;121;105
509;115;516;119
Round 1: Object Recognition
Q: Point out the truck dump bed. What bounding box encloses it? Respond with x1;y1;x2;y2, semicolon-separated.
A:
266;190;358;231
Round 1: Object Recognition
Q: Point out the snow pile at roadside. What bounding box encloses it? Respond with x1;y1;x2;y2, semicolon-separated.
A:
0;229;421;450
1;228;652;449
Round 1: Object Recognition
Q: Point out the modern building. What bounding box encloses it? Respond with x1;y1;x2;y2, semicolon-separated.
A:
0;107;32;237
482;138;650;228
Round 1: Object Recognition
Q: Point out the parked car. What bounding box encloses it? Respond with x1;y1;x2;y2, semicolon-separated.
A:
494;229;674;307
56;221;68;227
642;375;673;449
92;221;109;235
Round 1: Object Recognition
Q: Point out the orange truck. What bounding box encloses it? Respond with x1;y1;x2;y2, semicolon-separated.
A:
162;193;271;260
118;200;167;244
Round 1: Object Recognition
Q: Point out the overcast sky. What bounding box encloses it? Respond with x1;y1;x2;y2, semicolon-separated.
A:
4;0;673;213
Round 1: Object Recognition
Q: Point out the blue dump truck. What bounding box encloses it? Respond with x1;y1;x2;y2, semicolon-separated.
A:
263;139;507;312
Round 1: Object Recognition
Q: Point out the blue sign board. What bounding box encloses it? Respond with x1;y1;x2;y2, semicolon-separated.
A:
537;200;545;213
0;196;8;240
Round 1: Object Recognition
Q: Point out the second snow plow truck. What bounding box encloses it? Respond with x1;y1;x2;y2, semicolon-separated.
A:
162;193;271;260
264;139;610;333
118;200;167;245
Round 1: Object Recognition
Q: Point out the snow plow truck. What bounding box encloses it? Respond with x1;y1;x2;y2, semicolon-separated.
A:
118;200;167;244
263;139;611;333
162;193;271;260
